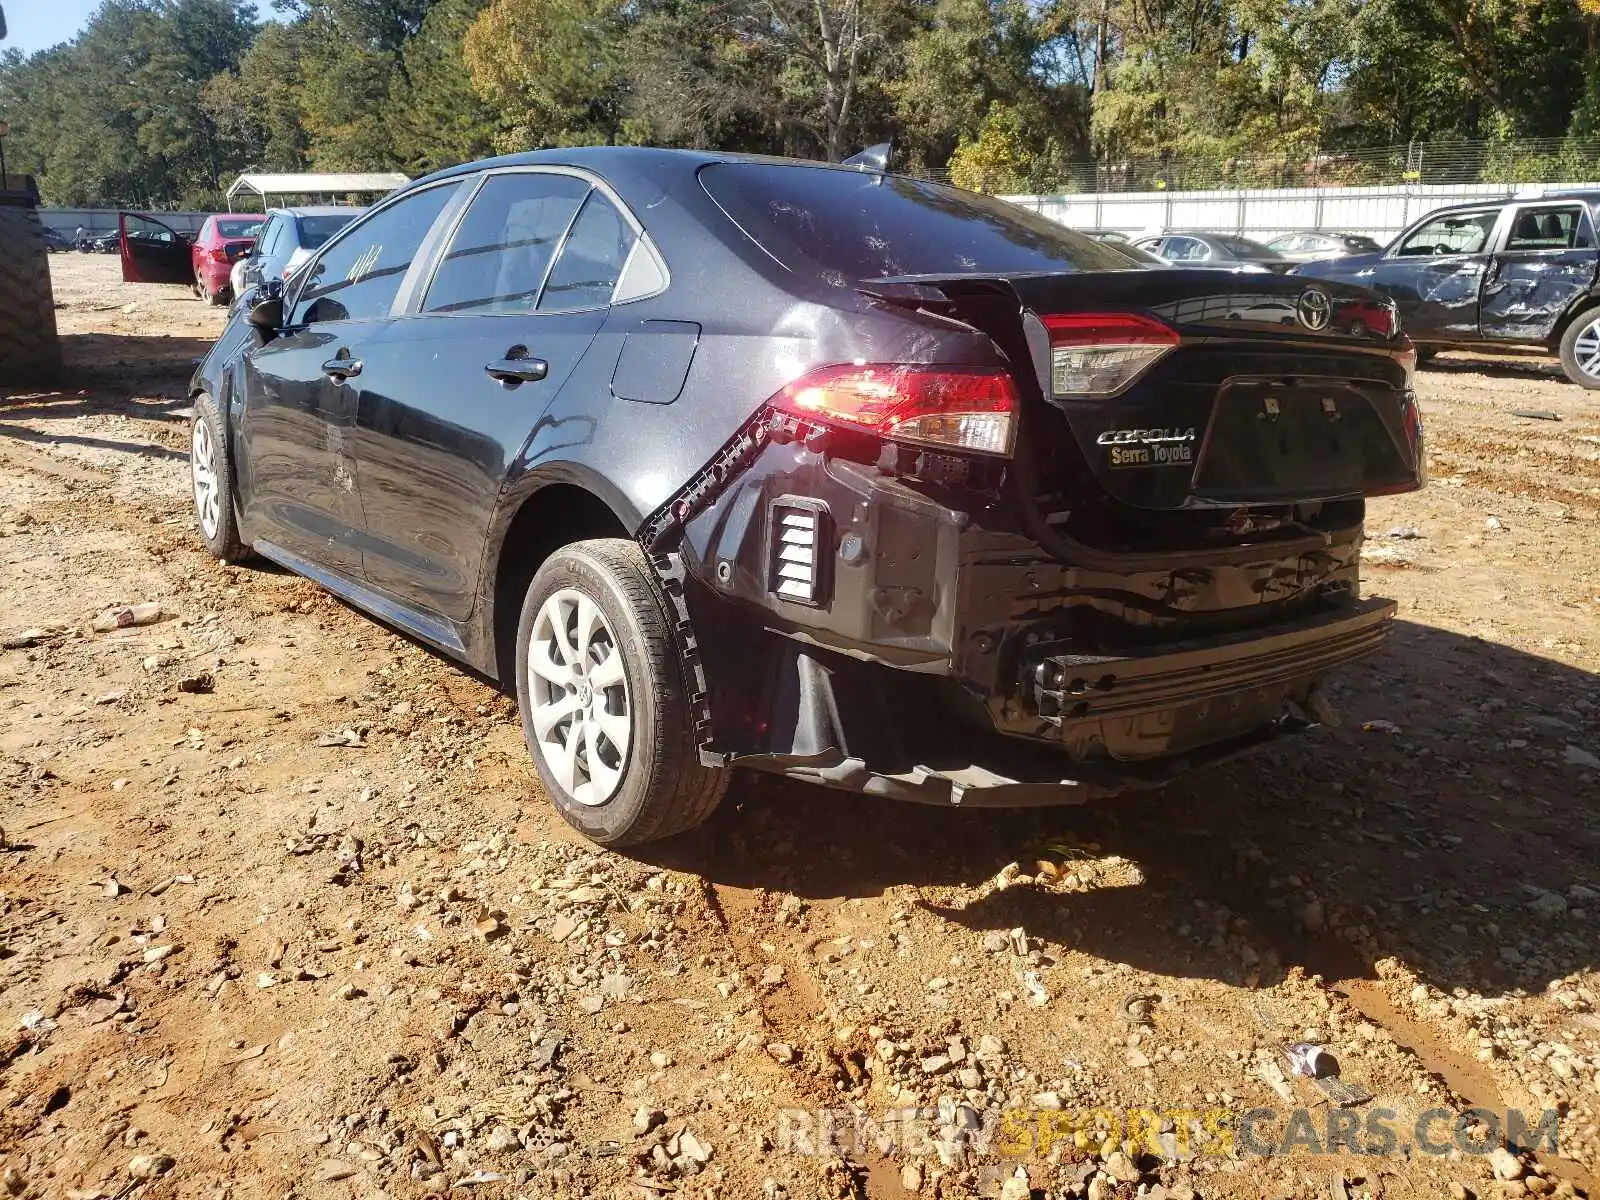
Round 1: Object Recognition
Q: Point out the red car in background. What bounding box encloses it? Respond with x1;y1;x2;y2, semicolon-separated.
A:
190;214;263;304
119;212;264;304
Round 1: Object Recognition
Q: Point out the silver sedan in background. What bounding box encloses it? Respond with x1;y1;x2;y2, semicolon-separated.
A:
229;206;365;301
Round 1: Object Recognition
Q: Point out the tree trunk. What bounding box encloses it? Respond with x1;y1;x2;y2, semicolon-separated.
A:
1093;0;1110;94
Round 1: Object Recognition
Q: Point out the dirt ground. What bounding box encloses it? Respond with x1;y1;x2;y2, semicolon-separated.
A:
3;254;1599;1200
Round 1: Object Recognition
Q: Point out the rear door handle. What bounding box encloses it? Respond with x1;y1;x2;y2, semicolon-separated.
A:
321;357;362;379
485;358;549;385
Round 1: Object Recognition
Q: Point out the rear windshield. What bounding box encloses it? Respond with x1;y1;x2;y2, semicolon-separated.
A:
216;218;262;239
699;163;1143;282
1216;235;1282;258
296;214;358;249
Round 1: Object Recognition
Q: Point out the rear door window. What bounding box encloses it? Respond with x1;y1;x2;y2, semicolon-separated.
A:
1162;236;1209;262
699;162;1137;282
538;192;637;311
1505;205;1589;251
298;214;357;250
290;183;460;325
424;172;591;314
258;217;283;257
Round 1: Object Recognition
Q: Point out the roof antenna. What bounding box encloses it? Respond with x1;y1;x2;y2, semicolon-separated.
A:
842;142;892;175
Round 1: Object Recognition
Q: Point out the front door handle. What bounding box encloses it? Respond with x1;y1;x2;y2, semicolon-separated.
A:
485;357;549;385
321;356;362;379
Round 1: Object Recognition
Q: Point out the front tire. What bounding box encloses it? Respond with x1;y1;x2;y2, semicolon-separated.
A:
189;393;250;562
515;539;729;846
1559;305;1600;389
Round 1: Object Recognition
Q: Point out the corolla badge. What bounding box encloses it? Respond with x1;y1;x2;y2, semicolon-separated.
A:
1297;287;1333;332
1097;427;1196;469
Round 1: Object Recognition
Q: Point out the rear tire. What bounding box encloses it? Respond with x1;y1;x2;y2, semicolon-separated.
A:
1558;305;1600;389
1415;346;1439;364
190;393;250;562
515;539;729;846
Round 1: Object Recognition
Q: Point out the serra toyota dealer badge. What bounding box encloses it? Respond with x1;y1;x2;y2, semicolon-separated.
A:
1096;426;1198;467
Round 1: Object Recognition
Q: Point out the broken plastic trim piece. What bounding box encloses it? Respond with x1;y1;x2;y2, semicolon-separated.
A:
638;403;785;763
735;721;1294;807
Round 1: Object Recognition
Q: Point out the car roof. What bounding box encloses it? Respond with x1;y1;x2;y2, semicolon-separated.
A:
1529;191;1600;209
1415;192;1600;220
265;205;365;218
412;145;860;181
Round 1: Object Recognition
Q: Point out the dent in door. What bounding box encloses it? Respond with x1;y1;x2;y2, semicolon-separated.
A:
1481;253;1599;342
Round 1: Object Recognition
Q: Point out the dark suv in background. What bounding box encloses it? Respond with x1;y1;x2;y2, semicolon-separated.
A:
189;148;1424;846
1296;192;1600;386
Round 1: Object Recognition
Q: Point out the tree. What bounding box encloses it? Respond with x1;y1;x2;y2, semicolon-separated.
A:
624;0;917;160
283;0;436;167
463;0;631;149
202;21;313;171
0;0;257;206
390;0;498;170
893;0;1089;176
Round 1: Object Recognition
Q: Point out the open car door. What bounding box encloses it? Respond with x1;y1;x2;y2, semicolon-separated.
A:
118;212;193;285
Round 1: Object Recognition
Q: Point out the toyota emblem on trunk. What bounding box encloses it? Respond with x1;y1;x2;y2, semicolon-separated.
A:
1297;288;1332;332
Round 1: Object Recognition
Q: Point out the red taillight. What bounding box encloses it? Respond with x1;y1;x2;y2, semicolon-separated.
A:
1396;333;1418;378
209;247;230;263
772;364;1018;456
1042;311;1179;398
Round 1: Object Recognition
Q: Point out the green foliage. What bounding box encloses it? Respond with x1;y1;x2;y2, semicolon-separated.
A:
1;0;257;206
389;0;497;170
1;0;1598;204
462;0;630;150
201;21;312;170
948;100;1081;192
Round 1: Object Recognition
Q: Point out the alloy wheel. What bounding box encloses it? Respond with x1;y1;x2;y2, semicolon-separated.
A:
526;588;631;806
191;419;221;540
1574;319;1600;380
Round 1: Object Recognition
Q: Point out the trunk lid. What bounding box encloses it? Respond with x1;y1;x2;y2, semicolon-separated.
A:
868;268;1424;516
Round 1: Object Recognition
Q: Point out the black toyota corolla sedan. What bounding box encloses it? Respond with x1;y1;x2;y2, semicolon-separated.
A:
189;147;1424;846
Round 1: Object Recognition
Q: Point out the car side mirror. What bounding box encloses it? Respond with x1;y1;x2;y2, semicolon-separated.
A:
246;280;285;330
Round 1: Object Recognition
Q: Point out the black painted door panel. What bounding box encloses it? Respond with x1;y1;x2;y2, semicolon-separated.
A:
1370;256;1487;341
1481;206;1599;343
352;311;606;620
238;328;366;572
1481;250;1597;342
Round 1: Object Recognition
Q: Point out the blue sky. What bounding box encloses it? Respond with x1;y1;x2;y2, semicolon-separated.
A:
6;0;106;54
5;0;277;55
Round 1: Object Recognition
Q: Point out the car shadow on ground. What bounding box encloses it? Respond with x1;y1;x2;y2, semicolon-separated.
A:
646;618;1600;1006
1422;354;1569;383
0;334;213;420
0;420;188;461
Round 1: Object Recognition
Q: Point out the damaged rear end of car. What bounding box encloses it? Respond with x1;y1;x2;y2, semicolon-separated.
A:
646;171;1424;806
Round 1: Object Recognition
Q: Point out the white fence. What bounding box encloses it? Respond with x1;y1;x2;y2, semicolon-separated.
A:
39;209;213;238
1002;181;1600;242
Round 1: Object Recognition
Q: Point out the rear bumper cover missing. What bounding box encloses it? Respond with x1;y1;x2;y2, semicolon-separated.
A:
733;596;1397;807
1025;595;1396;762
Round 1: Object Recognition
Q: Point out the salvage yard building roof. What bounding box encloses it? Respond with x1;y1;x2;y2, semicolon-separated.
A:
225;172;410;208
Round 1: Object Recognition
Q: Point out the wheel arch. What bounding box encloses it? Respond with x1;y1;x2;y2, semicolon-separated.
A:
1546;290;1600;350
482;466;642;685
